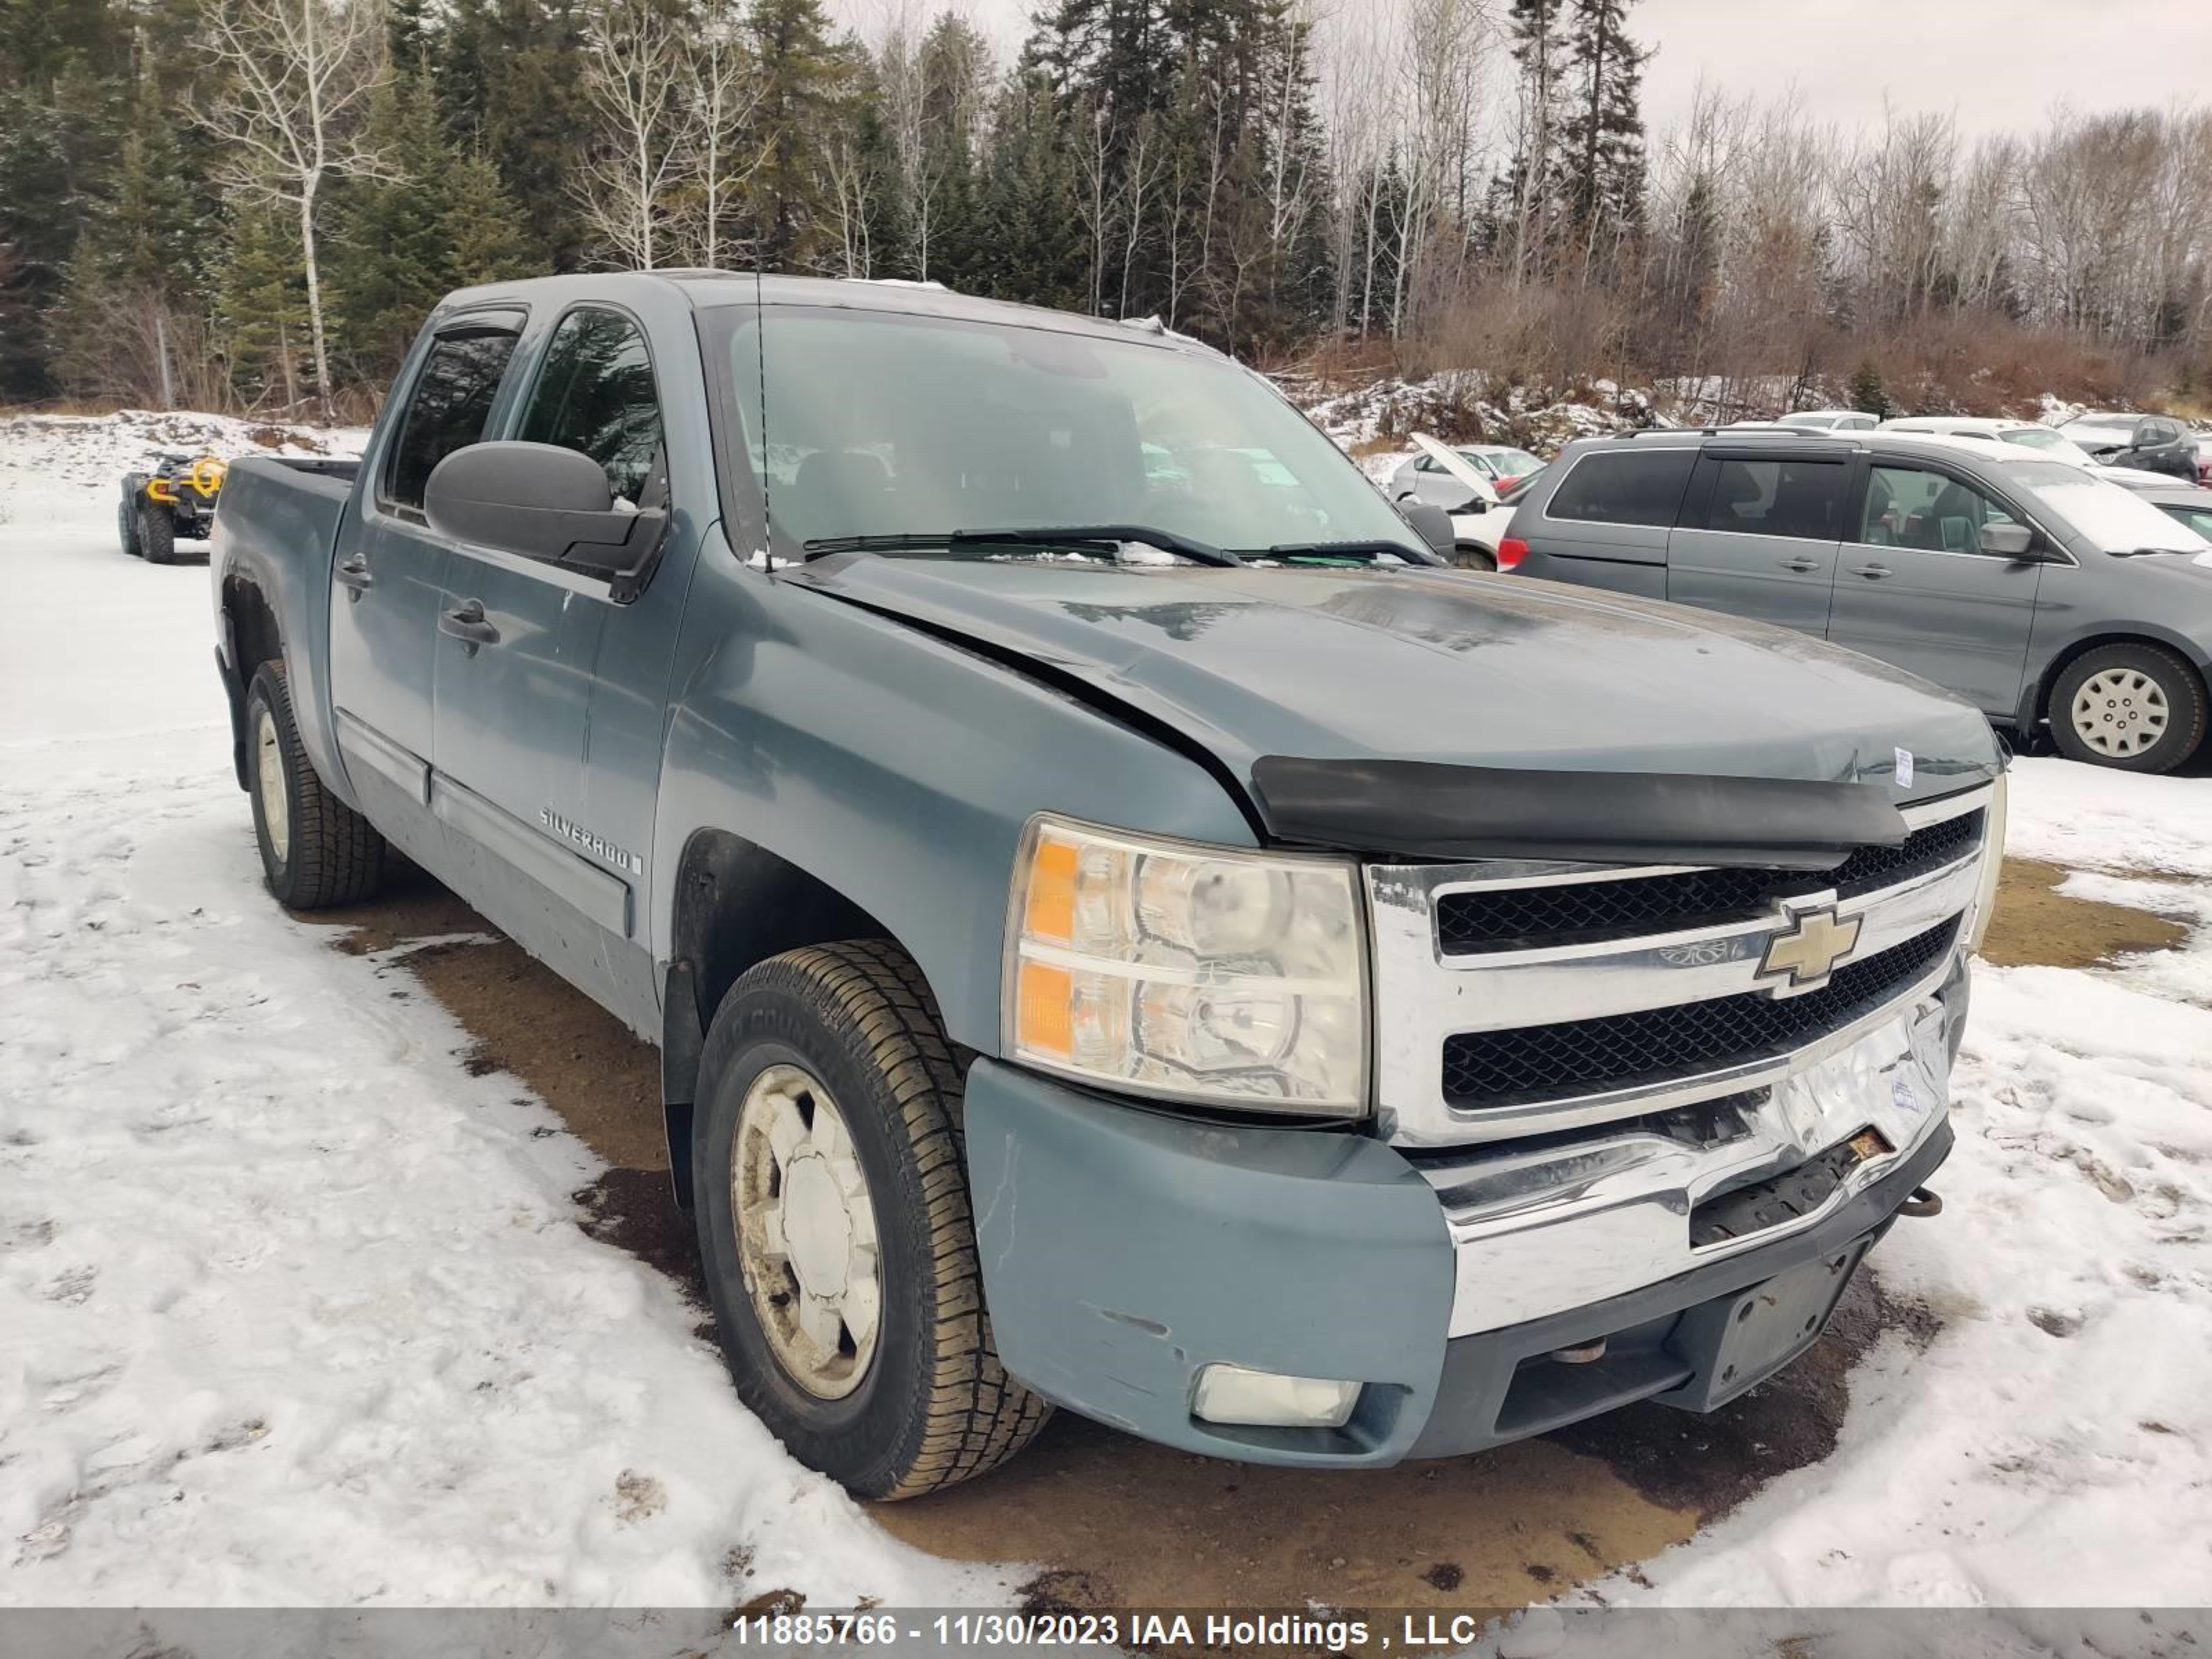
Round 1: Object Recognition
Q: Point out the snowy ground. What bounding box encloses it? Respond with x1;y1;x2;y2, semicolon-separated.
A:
3;413;2211;1631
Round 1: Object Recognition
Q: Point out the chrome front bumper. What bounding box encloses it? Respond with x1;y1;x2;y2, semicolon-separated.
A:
1364;783;1990;1338
1421;986;1954;1335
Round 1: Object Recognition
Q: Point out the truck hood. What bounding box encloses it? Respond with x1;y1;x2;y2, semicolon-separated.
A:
787;556;2003;865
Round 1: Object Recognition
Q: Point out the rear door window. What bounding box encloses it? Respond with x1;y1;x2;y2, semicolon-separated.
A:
1693;457;1848;540
1546;449;1696;527
383;325;523;514
516;307;666;506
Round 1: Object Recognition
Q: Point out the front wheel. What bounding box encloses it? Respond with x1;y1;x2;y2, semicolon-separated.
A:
2050;644;2209;773
118;496;142;557
137;501;175;565
244;660;386;907
694;941;1049;1498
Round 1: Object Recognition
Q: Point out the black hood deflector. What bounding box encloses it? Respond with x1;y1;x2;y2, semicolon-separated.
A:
1250;756;1909;870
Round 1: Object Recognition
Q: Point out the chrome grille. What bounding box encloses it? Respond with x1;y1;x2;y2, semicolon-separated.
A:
1436;809;1985;955
1365;782;1993;1149
1440;918;1960;1107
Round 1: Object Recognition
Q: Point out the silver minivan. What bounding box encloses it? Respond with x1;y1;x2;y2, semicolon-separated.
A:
1499;429;2212;772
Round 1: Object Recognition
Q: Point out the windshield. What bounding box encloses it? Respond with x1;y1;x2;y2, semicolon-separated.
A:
711;306;1415;561
2001;428;2090;462
2008;461;2210;552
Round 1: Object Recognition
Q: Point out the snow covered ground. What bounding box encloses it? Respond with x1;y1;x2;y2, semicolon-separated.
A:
1;422;997;1609
3;412;2211;1630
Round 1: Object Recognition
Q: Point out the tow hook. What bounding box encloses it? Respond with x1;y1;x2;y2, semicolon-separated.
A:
1898;1186;1943;1219
1548;1339;1608;1365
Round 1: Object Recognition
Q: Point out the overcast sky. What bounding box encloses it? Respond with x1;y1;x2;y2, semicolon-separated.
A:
826;0;2212;140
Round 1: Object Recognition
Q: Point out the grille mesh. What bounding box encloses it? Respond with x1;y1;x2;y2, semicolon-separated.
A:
1441;918;1960;1108
1436;809;1983;955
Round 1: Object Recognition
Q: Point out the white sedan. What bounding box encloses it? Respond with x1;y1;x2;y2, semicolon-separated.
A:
1385;435;1545;566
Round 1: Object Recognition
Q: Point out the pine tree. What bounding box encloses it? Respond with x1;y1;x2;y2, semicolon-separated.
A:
744;0;850;270
332;66;534;382
1499;0;1571;281
216;205;312;409
437;0;593;270
1559;0;1649;259
1848;358;1890;418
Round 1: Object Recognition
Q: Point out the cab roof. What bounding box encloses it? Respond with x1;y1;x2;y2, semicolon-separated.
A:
434;268;1221;355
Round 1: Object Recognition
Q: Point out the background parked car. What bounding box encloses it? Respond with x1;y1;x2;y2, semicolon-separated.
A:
1878;415;2092;462
1774;409;1880;431
2059;411;2200;480
2196;432;2212;485
1387;440;1544;508
1497;429;2212;772
1387;435;1545;566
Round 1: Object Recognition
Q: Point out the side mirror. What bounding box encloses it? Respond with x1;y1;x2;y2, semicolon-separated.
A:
1399;500;1456;559
424;441;664;583
1453;496;1488;514
1978;522;2036;559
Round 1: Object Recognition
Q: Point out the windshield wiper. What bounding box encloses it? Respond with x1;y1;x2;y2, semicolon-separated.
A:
802;525;1245;568
2111;546;2197;559
1246;538;1441;565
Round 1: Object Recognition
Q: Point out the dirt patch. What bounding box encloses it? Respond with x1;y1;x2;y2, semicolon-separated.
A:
301;863;666;1171
1980;858;2188;969
904;1417;1692;1615
1544;1267;1940;1518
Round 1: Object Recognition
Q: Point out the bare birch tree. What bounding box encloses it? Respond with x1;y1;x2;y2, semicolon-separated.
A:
191;0;389;420
686;0;769;269
574;0;699;270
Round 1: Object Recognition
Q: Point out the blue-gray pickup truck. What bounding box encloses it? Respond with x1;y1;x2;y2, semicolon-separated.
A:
212;273;2005;1498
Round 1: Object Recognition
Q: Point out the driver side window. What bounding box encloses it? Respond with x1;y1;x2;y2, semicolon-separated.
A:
517;308;665;506
1860;465;2015;554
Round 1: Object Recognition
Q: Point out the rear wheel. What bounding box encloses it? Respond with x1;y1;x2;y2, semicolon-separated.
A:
2050;644;2209;774
137;501;175;565
118;496;142;557
694;941;1049;1498
244;660;386;908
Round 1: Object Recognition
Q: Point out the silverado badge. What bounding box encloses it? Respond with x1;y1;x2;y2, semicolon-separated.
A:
1758;904;1864;992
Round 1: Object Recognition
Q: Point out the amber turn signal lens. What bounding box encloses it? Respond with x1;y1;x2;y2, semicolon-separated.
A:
1022;836;1080;944
1015;960;1074;1058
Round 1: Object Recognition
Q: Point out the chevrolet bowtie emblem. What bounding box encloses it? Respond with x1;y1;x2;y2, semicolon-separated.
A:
1759;905;1864;990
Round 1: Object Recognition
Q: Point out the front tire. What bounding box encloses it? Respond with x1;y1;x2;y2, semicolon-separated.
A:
118;496;142;557
2050;644;2208;774
694;941;1049;1499
244;660;386;908
137;502;175;565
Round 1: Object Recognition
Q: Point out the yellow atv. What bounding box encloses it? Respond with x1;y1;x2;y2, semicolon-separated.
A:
120;452;227;563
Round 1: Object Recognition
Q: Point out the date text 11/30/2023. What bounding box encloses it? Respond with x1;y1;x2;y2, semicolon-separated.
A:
728;1611;1512;1649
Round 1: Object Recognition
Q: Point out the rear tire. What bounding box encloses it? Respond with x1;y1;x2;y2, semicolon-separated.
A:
138;502;175;565
244;660;386;908
118;496;142;557
693;941;1049;1499
1454;543;1497;572
2050;644;2208;774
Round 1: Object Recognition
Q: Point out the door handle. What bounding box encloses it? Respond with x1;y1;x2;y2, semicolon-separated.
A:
335;554;374;599
1780;556;1821;573
1852;563;1895;581
439;599;501;655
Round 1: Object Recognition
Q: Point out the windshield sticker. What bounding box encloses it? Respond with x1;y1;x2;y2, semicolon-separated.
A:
1894;747;1915;788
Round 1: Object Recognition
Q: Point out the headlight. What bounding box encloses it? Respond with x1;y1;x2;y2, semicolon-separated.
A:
1967;772;2008;954
1004;816;1368;1116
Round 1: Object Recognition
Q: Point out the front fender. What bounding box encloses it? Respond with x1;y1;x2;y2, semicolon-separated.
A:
651;534;1257;1053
